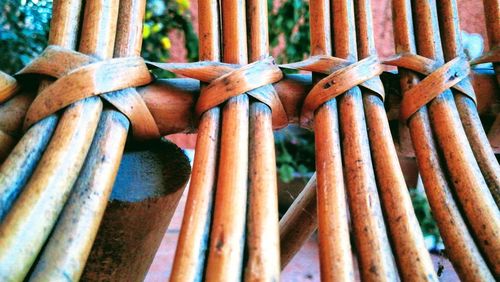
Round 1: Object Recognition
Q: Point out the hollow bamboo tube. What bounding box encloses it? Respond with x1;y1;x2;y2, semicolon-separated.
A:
308;1;354;281
354;0;438;280
169;0;222;280
244;0;280;280
332;0;398;280
0;0;83;221
437;0;500;206
392;0;495;280
279;173;318;268
204;0;249;279
28;0;145;280
413;0;500;275
0;0;120;279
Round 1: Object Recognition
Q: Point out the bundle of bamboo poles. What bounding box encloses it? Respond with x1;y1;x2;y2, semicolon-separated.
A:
0;0;498;280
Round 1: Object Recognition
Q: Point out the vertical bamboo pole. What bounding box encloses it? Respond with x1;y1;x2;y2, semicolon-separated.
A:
245;0;280;280
392;0;494;280
27;0;146;280
279;173;318;268
0;0;119;279
332;0;398;280
483;0;500;85
169;0;222;279
412;0;500;275
204;0;249;280
354;0;437;280
0;0;83;220
437;0;500;206
308;0;354;281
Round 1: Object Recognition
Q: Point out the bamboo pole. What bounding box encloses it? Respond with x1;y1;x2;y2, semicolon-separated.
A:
0;0;83;221
245;0;281;280
392;0;495;280
354;0;437;280
332;0;398;280
412;0;500;276
204;0;249;280
27;0;146;280
0;0;120;279
308;1;354;280
437;0;500;206
279;173;318;268
169;0;222;279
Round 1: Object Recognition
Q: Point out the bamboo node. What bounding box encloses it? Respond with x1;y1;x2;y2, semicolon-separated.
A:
15;45;160;140
280;55;385;128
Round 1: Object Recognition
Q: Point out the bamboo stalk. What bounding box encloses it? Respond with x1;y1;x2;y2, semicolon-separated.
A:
392;0;495;280
204;0;249;280
306;1;354;281
0;0;120;279
27;0;146;280
412;0;500;276
0;0;83;221
308;1;354;280
169;0;222;280
279;173;318;268
437;0;500;206
354;0;437;280
245;0;280;280
332;0;398;280
483;0;500;85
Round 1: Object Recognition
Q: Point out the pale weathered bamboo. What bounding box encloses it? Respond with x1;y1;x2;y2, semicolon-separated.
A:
355;0;437;280
28;0;146;280
413;0;500;276
0;92;32;162
437;0;500;206
333;0;398;280
169;0;222;279
0;0;83;221
0;0;118;279
309;1;353;280
392;0;495;280
279;173;318;268
204;0;250;280
245;0;281;280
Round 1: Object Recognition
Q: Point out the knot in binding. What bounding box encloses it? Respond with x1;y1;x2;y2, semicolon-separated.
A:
280;55;385;128
148;56;287;129
383;53;476;122
15;45;159;140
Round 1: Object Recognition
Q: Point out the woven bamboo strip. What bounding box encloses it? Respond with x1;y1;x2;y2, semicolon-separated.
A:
169;0;221;279
27;0;146;280
204;0;249;280
392;0;495;280
332;1;398;280
309;0;353;280
245;0;281;280
413;0;500;276
355;0;437;280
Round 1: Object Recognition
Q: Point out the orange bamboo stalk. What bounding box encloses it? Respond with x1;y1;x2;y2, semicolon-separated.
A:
204;0;249;280
244;0;280;280
169;0;221;280
332;0;398;280
28;0;146;280
437;0;500;206
308;1;354;281
413;0;500;275
392;0;495;280
279;173;318;268
355;0;437;280
0;0;118;279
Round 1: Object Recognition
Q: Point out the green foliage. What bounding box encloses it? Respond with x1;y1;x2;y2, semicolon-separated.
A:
275;126;315;183
0;0;52;74
410;188;442;243
268;0;310;63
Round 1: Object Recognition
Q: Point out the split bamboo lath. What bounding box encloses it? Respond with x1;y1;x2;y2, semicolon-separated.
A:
0;0;499;281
